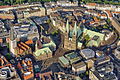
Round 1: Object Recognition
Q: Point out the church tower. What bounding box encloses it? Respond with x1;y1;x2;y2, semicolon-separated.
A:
72;21;77;49
63;20;69;49
63;20;77;50
9;25;17;54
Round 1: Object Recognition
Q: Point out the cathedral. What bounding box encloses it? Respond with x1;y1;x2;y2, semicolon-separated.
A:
63;20;82;50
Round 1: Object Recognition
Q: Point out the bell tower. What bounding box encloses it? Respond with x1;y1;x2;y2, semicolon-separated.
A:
63;20;70;49
72;21;77;49
9;24;17;54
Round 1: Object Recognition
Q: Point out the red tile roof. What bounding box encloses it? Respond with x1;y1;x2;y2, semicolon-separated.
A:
18;44;27;51
112;11;120;14
6;38;10;43
0;5;11;9
90;21;95;24
87;3;97;6
0;38;3;43
25;40;33;45
101;14;107;17
20;59;34;80
20;42;30;49
105;10;112;17
0;56;12;68
0;5;18;9
93;17;100;22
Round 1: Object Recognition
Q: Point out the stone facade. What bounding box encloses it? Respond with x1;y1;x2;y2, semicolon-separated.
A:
64;32;77;50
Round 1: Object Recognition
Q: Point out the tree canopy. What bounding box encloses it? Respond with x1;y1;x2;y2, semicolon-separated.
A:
0;0;120;5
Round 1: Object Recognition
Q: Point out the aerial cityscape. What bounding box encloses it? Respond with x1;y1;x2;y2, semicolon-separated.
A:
0;0;120;80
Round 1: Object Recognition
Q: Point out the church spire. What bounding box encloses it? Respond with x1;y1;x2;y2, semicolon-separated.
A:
73;21;77;36
66;19;69;33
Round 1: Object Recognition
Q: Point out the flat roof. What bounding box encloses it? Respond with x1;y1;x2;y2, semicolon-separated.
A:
65;52;81;64
81;49;95;59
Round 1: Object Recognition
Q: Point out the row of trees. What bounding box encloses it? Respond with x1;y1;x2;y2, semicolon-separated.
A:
84;0;120;5
0;0;120;5
0;0;54;5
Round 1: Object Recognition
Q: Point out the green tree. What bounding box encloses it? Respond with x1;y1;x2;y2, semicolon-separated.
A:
6;53;12;60
51;30;58;36
107;19;111;23
85;34;90;41
0;0;120;5
86;71;89;75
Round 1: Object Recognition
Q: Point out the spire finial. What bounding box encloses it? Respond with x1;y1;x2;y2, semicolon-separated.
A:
66;19;69;33
73;21;77;36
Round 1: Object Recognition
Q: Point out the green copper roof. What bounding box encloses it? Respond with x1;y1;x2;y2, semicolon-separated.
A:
87;40;99;47
59;56;69;65
65;20;82;39
66;20;69;33
65;52;81;64
73;21;77;36
69;30;73;38
83;28;104;47
34;47;52;57
83;28;104;41
42;40;56;51
43;40;56;47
